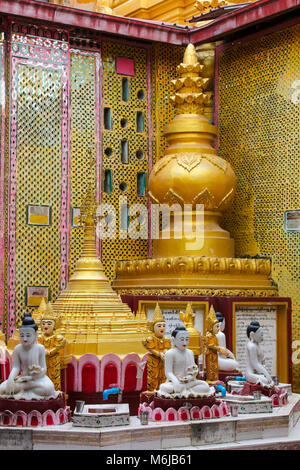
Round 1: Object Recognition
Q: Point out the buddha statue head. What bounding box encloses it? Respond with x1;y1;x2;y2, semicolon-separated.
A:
247;321;263;343
19;313;38;347
206;305;219;335
171;326;189;351
40;302;61;337
216;311;225;332
148;303;166;339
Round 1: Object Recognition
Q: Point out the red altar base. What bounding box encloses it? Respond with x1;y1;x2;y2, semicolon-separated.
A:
139;392;230;421
232;382;289;406
0;393;71;426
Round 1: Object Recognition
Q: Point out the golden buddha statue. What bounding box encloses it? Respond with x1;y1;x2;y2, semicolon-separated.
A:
142;303;171;392
38;302;66;391
205;305;231;383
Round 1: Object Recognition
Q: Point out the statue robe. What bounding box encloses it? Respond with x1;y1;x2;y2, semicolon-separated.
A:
38;334;65;391
142;334;171;392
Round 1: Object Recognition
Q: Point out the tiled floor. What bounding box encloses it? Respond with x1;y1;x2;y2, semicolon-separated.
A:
1;393;300;450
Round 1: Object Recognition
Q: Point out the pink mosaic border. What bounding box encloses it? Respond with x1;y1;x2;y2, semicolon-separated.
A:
7;28;70;336
0;39;6;332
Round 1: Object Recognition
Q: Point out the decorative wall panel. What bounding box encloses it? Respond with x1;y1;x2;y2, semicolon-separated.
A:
0;37;5;332
7;30;69;334
69;49;101;277
217;23;300;390
101;41;150;281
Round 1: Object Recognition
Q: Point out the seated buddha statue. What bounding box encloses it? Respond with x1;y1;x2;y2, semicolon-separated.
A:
245;320;274;387
142;303;171;392
0;313;59;400
215;311;240;372
157;326;214;398
38;302;66;391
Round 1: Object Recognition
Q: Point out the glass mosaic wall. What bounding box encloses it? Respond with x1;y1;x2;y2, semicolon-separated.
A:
7;29;69;333
69;49;100;278
1;22;184;333
218;23;300;390
100;41;150;281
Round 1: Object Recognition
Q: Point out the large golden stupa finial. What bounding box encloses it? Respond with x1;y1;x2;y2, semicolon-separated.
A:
112;43;278;300
148;43;236;258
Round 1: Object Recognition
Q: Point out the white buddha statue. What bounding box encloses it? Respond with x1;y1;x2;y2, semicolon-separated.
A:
157;326;214;398
245;320;274;387
0;313;60;400
215;312;240;372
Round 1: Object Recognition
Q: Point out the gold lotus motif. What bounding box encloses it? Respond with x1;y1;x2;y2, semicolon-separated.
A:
176;153;202;172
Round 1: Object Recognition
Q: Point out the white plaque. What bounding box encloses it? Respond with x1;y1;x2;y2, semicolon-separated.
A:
235;306;277;377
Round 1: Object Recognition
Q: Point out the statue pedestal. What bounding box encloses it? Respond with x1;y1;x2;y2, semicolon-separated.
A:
0;393;65;414
153;395;219;411
139;391;230;421
0;393;70;426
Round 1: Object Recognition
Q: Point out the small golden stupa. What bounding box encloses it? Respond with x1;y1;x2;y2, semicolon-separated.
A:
113;44;277;298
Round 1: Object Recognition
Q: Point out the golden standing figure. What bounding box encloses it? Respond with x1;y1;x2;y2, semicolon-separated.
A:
142;303;171;392
38;302;66;391
205;305;231;383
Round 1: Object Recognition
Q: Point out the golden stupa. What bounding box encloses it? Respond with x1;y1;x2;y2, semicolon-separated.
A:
112;44;277;297
48;184;148;358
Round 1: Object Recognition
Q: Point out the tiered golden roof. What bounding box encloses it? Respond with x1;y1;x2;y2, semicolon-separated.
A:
50;206;148;358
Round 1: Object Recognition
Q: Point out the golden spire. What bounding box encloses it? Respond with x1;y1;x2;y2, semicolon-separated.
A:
37;297;47;315
170;43;210;115
206;305;218;333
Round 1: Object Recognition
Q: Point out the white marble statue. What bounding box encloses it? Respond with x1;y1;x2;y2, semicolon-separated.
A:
157;326;215;398
0;313;60;400
245;321;274;387
215;312;240;372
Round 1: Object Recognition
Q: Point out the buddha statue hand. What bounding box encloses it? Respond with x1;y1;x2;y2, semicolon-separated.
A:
179;375;190;384
5;378;17;395
15;375;32;383
172;377;183;393
28;364;44;377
